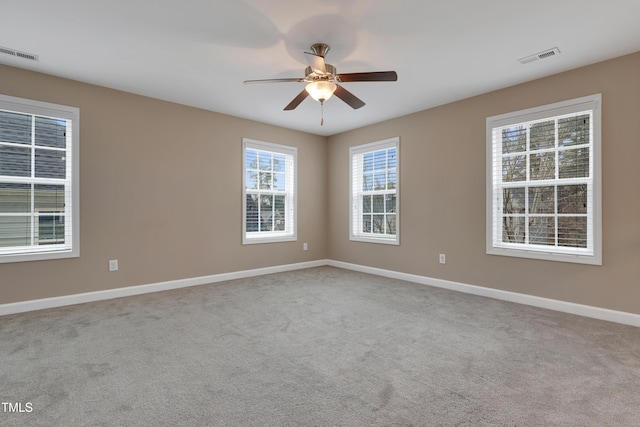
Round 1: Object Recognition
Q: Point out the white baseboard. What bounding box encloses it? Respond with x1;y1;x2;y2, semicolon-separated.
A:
0;260;327;316
328;260;640;328
3;258;639;328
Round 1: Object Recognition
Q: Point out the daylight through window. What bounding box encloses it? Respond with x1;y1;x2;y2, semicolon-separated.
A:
350;137;399;245
0;94;79;263
486;95;601;264
242;138;296;244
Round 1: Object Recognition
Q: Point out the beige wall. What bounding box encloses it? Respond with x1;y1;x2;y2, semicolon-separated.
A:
2;52;639;316
328;52;640;315
0;64;328;304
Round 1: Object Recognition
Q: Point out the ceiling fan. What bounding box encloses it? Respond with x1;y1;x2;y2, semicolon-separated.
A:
244;43;397;122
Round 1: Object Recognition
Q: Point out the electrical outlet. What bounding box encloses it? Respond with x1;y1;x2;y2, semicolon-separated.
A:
439;254;446;264
303;242;308;251
109;259;118;271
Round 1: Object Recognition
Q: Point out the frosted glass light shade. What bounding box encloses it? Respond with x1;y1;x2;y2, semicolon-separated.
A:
305;81;337;102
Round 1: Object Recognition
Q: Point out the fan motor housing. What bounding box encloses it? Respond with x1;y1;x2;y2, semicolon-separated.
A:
305;64;336;80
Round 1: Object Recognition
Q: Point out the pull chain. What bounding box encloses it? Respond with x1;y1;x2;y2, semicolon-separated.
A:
320;101;324;126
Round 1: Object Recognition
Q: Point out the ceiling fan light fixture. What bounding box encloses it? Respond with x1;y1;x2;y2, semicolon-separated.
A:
245;43;396;114
305;80;337;103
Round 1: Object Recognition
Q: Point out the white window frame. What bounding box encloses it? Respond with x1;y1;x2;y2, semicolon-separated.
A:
0;94;79;263
242;138;297;244
350;137;400;245
486;94;601;265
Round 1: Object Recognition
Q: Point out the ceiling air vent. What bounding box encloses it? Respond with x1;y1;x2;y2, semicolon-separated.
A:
0;46;39;62
518;47;560;64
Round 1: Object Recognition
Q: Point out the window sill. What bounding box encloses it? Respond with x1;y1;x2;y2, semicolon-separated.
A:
0;248;79;264
487;246;601;265
243;234;296;245
350;235;399;246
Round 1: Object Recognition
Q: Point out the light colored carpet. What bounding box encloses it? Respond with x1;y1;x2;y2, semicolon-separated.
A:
1;266;639;426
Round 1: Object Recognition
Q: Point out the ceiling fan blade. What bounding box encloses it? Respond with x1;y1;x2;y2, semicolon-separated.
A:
304;52;327;74
336;71;398;82
244;78;305;84
284;90;309;110
334;85;365;109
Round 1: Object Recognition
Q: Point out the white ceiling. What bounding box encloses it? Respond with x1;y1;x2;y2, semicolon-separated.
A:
1;0;640;136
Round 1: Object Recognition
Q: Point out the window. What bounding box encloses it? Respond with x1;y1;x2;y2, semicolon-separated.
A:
0;94;79;263
486;94;601;264
350;137;399;245
242;138;296;244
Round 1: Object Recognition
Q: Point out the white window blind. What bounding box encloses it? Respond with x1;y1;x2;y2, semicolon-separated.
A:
350;137;399;245
242;138;296;244
0;94;79;263
486;94;601;265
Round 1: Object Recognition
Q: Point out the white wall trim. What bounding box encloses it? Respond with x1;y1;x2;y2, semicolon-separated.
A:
0;260;327;316
328;260;640;328
2;258;639;328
